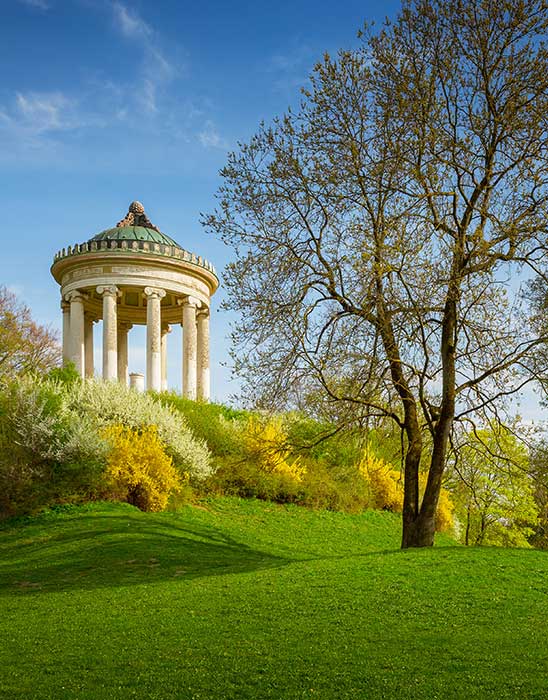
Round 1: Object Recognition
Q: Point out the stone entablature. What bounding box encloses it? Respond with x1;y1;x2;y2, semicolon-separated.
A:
52;237;217;277
50;201;218;400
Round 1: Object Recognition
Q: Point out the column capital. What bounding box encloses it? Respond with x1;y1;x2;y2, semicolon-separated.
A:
161;323;172;334
177;295;200;308
118;321;134;331
143;287;166;300
196;306;210;319
65;290;88;303
61;299;70;311
96;285;120;298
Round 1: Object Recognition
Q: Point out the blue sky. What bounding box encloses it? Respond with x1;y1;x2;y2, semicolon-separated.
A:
1;0;546;421
1;0;404;402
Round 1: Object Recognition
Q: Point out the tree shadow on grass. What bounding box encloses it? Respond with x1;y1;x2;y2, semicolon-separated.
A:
0;510;291;596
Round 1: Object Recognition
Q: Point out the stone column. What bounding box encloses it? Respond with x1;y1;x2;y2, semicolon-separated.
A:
118;323;132;385
197;309;210;401
66;291;86;377
61;300;70;367
181;297;198;399
144;287;165;391
84;315;95;378
97;286;119;381
161;324;171;392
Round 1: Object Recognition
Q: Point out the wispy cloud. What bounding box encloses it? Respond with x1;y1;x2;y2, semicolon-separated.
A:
0;2;227;168
265;41;317;95
198;120;228;150
110;2;178;113
18;0;50;10
14;92;81;134
112;1;151;39
0;87;115;164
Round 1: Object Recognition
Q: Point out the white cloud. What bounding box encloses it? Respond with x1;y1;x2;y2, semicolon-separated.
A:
0;3;225;166
112;2;151;39
140;79;158;113
198;120;228;149
265;42;317;96
110;3;177;114
18;0;50;10
15;92;79;134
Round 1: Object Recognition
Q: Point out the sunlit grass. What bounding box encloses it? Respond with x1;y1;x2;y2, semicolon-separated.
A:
0;498;546;699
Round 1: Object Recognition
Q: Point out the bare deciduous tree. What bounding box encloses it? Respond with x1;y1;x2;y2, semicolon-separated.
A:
205;0;548;547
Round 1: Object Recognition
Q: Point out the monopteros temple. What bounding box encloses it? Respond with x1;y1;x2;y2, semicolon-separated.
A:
51;201;218;399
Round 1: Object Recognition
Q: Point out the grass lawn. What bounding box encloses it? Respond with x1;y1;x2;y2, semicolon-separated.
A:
0;497;547;699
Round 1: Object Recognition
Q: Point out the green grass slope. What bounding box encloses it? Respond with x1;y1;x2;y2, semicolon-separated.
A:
0;498;547;699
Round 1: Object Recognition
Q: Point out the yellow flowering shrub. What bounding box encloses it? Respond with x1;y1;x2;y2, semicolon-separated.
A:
430;481;454;533
243;415;305;482
103;424;181;512
359;451;403;512
359;448;455;531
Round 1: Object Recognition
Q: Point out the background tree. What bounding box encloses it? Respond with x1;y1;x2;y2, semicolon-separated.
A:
0;286;60;381
448;426;538;547
528;438;548;548
206;0;548;548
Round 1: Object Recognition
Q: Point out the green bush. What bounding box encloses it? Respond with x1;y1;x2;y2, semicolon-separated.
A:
0;376;106;517
157;393;249;459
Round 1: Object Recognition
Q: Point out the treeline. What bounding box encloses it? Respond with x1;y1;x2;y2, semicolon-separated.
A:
1;364;545;548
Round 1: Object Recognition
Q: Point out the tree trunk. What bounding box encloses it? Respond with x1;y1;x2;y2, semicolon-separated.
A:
401;510;438;547
401;261;462;548
401;429;427;547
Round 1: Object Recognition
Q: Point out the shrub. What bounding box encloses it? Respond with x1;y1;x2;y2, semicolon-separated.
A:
284;413;364;470
359;447;455;532
243;415;305;482
434;486;454;533
157;394;249;459
103;425;181;512
359;451;404;512
208;459;303;504
0;376;107;517
65;380;212;480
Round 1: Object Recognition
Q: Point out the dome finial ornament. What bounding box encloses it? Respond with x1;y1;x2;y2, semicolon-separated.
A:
116;201;160;232
129;201;145;215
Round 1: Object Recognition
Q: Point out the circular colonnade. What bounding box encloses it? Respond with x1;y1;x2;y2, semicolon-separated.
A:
51;201;219;399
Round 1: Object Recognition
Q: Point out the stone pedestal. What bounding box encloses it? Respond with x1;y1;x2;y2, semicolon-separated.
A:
129;372;145;392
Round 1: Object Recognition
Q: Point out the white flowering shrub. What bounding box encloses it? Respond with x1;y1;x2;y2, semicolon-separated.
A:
0;375;212;517
65;380;212;480
0;376;107;516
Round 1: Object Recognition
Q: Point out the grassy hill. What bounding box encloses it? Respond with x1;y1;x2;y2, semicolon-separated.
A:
0;498;547;699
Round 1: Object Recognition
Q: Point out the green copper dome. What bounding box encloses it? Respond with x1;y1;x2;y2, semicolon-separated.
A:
51;200;218;282
87;201;183;248
91;226;181;247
